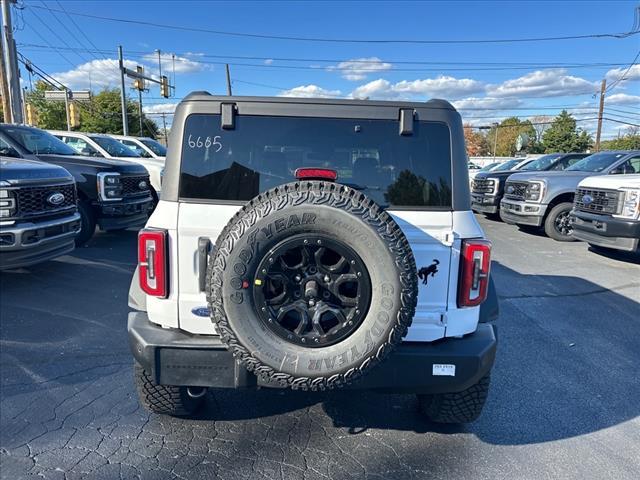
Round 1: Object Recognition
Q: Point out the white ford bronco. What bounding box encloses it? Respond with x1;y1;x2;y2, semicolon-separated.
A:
128;93;499;423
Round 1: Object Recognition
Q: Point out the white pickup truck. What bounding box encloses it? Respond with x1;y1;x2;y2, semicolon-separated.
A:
571;173;640;252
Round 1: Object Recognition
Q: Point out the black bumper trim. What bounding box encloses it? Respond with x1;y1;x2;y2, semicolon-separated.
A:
571;210;640;238
128;312;497;394
500;209;543;226
0;236;75;269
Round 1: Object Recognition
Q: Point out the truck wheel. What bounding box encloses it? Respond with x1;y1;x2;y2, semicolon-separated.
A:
134;363;204;416
544;202;576;242
75;201;96;246
417;374;490;423
207;181;418;391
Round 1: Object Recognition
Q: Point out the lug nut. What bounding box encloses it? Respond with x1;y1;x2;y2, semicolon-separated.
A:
269;258;274;263
323;275;330;283
308;299;316;307
350;260;356;265
314;338;319;343
303;239;309;244
294;274;302;282
357;272;362;277
317;239;322;244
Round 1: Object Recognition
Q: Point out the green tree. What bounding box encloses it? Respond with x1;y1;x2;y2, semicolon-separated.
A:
541;110;593;153
486;117;537;156
600;127;640;150
24;84;158;137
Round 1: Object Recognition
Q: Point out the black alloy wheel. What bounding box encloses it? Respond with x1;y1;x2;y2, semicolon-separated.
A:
253;235;372;348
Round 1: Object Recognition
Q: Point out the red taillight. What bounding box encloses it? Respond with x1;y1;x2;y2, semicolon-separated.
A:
138;229;168;298
294;168;338;181
457;239;491;308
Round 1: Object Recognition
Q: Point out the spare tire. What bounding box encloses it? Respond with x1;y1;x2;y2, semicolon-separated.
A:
207;181;418;391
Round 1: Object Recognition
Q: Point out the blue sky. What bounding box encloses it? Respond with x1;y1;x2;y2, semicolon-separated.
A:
14;0;640;138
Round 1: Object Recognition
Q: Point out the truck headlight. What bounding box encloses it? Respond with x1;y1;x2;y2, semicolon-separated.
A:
525;181;544;202
616;189;640;219
0;188;17;218
486;178;498;194
97;172;123;201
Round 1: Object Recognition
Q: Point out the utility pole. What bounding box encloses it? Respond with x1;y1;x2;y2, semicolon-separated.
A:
226;64;232;96
1;0;22;123
492;123;499;160
0;27;11;122
157;49;162;78
118;46;129;135
160;113;167;141
63;89;71;131
595;79;606;152
138;88;143;136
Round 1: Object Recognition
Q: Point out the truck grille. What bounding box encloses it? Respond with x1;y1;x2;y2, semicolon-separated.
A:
574;188;621;214
17;182;77;220
121;175;151;197
504;182;528;201
472;179;496;194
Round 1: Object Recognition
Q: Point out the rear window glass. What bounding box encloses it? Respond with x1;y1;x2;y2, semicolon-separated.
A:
179;114;452;208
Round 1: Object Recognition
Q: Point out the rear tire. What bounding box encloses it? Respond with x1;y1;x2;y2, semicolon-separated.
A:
544;202;576;242
134;363;204;416
75;201;96;246
417;374;490;424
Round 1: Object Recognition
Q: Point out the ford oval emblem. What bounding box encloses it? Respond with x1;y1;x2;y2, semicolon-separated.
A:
506;185;515;194
582;194;593;205
138;180;148;189
191;306;210;317
47;192;65;206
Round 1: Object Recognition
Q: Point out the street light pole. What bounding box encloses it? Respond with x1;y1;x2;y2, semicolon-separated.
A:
492;123;499;160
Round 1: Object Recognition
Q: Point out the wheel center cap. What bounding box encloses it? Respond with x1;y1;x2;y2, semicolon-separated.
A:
305;280;318;299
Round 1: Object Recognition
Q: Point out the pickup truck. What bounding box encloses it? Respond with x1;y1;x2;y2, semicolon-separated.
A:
501;150;640;241
0;125;154;245
570;173;640;252
0;155;80;269
471;153;589;217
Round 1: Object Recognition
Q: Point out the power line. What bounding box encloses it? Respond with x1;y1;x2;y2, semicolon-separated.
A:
15;43;633;70
604;49;640;93
36;1;97;61
26;5;640;45
27;6;89;64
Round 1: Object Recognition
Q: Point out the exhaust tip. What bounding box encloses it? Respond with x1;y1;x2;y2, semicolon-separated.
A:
186;387;207;399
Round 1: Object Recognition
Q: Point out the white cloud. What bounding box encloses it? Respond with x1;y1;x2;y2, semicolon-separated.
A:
141;52;209;74
264;58;274;65
605;64;640;86
52;58;138;90
487;69;598;98
349;75;484;100
278;84;342;98
328;57;392;81
606;93;640;106
453;97;523;110
143;103;178;114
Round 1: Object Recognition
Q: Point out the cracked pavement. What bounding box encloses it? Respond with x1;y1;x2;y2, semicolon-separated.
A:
2;217;640;479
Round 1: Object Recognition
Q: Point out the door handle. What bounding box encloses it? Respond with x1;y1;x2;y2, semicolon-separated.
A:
197;237;212;292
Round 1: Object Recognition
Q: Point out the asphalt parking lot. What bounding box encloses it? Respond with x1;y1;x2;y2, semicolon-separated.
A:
1;216;639;480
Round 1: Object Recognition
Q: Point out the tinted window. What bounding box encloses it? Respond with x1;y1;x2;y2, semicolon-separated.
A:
520;154;562;171
179;114;452;208
2;126;78;155
567;152;628;172
89;136;140;157
0;137;20;158
140;138;167;156
493;159;520;171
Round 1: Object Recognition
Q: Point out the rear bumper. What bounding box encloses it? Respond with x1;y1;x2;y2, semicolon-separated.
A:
128;312;497;394
97;196;153;230
570;210;640;252
0;212;81;269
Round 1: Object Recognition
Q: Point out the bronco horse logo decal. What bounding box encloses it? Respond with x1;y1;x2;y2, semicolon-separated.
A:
418;259;440;285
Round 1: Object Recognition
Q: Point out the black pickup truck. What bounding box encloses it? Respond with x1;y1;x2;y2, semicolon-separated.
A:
0;125;154;245
471;153;589;217
0;156;81;269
